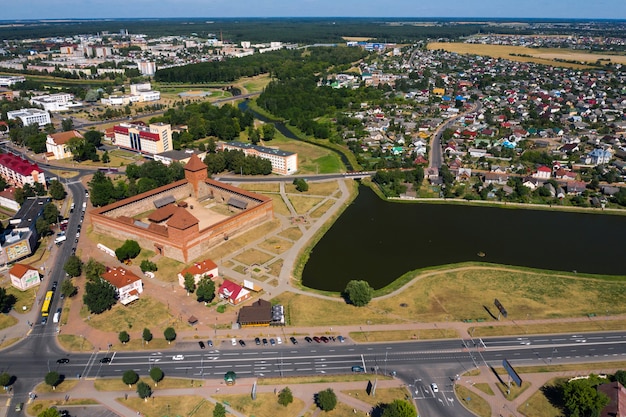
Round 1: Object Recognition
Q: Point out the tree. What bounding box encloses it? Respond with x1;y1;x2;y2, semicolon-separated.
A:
83;279;117;314
37;408;61;417
63;255;83;277
61;118;74;132
119;330;130;344
278;386;294;407
43;203;60;225
149;367;164;386
142;328;153;344
183;272;196;294
293;178;308;192
115;240;141;262
101;151;110;164
563;378;610;417
122;370;139;388
44;371;61;390
213;403;226;417
0;372;11;388
36;217;51;236
382;399;417;417
61;279;77;298
84;258;105;281
261;123;276;141
316;388;337;411
140;260;157;273
343;280;374;307
48;180;66;200
614;370;626;386
0;287;16;313
196;278;216;303
164;327;176;344
137;381;152;401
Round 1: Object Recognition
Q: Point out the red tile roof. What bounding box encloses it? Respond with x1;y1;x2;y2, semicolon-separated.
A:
0;153;42;176
148;204;178;222
184;153;206;172
180;259;218;277
48;130;82;145
9;263;38;278
102;267;141;289
167;207;198;230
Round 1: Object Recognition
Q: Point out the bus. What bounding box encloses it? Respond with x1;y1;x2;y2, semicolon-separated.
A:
41;291;53;317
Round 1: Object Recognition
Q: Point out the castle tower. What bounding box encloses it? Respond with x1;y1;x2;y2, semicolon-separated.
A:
184;154;208;198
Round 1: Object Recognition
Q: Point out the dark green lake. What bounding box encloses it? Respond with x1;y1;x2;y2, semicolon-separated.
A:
301;185;626;291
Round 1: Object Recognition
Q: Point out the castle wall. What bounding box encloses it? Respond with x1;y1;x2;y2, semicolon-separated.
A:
101;182;191;218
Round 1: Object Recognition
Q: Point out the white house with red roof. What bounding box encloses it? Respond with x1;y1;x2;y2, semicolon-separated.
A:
101;266;143;305
0;153;46;188
9;263;40;291
532;165;552;179
177;259;218;288
218;279;250;305
46;130;83;160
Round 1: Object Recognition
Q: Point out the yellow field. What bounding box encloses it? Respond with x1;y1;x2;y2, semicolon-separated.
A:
427;42;626;68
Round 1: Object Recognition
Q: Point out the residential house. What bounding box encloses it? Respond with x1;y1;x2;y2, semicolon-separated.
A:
238;299;272;327
9;263;40;291
177;259;218;289
533;165;552;179
585;148;613;165
483;172;508;185
101;266;143;305
523;177;542;191
566;181;587;195
46;130;83;160
218;279;250;305
555;169;577;181
597;381;626;417
457;167;472;182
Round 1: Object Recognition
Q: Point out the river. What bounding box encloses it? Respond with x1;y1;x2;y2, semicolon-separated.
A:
302;185;626;291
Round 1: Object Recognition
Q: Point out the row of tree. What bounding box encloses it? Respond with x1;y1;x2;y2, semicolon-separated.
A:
204;149;272;176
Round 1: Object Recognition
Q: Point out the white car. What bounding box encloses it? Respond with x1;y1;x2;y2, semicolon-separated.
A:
431;383;439;393
231;338;237;346
276;337;282;344
172;355;185;361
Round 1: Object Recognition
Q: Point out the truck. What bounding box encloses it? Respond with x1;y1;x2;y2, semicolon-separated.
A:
54;235;66;245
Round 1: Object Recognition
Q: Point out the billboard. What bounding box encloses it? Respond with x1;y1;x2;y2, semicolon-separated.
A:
502;359;522;387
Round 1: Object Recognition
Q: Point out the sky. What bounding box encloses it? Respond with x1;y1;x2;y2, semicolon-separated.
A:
2;0;625;20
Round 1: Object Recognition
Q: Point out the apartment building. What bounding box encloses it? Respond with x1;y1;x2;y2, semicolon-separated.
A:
0;153;46;188
218;141;298;175
112;122;172;155
7;108;51;127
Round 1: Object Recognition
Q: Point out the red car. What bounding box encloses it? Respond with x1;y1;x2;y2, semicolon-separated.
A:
313;336;321;343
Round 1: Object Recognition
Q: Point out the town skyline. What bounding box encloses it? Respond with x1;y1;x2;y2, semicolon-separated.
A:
3;0;626;21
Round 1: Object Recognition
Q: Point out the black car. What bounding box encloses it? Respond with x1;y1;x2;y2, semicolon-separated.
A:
56;358;70;364
41;317;48;325
199;341;206;349
100;357;111;363
290;336;298;345
255;337;261;345
52;281;58;291
262;338;268;346
239;339;246;347
304;336;313;343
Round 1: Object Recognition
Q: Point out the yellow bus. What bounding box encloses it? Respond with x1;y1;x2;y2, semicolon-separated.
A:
41;291;53;317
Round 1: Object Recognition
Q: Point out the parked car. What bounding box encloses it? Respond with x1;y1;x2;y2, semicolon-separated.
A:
304;336;313;343
198;341;205;349
239;339;246;347
290;336;298;345
255;337;261;345
262;338;268;346
320;336;329;343
231;338;237;346
313;336;321;343
270;338;276;346
172;355;185;361
337;335;345;343
276;337;282;344
207;340;213;347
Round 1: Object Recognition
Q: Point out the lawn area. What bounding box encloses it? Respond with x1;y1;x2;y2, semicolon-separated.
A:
310;199;336;218
341;387;412;407
111;338;173;351
455;385;491;417
57;334;94;352
0;313;18;330
203;219;281;262
120;395;212;417
287;195;324;214
265;134;344;175
84;296;176;333
495;381;531;401
233;248;275;266
237;73;271;93
518;378;565;417
267;194;291;216
214;392;305;417
284;181;340;197
267;259;283;276
95;377;202;391
472;383;495;396
5;285;37;314
320;402;363;416
86;229;156;264
48;169;80;179
258;236;293;255
279;227;303;241
258;374;386;385
471;319;626;337
34;379;79;393
349;328;458;342
236;182;280;193
154;257;184;283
